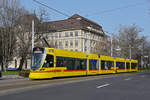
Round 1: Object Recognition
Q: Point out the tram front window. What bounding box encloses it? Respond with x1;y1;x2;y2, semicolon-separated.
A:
32;53;45;70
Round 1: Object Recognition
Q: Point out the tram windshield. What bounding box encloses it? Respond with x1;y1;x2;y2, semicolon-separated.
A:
31;47;45;71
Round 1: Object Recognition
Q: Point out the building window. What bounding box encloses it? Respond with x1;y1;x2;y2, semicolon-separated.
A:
43;34;48;39
103;46;106;49
92;35;94;39
82;31;85;35
75;40;78;47
70;32;73;37
59;41;62;47
55;33;58;38
55;41;57;46
99;37;101;41
65;32;69;37
75;31;78;36
50;34;54;39
65;41;68;47
82;31;85;37
70;41;73;47
59;33;61;38
85;47;87;52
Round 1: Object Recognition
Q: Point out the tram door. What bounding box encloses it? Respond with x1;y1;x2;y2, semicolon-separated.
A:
42;54;54;68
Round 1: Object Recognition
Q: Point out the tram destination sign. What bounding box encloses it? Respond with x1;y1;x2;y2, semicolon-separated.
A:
33;47;44;53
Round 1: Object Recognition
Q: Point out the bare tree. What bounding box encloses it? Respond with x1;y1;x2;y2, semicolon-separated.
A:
15;14;39;70
0;0;28;71
137;37;150;69
16;7;52;70
116;24;143;59
0;27;17;71
35;7;57;48
16;24;32;70
34;7;50;47
38;7;50;22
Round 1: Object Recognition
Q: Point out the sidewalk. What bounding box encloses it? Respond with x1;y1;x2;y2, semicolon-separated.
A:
1;75;24;80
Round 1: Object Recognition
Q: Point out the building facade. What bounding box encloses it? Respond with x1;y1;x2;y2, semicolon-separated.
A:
40;14;108;55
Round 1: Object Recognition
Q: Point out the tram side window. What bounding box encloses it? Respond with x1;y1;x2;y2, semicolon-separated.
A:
56;57;86;70
74;58;87;70
89;60;99;70
65;57;75;70
131;63;137;69
56;57;73;69
101;60;114;70
107;61;114;69
116;62;125;69
81;59;87;70
56;57;73;68
101;61;105;69
126;62;130;69
43;55;54;68
56;57;64;67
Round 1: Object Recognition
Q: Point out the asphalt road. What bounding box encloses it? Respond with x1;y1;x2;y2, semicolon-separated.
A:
0;72;150;100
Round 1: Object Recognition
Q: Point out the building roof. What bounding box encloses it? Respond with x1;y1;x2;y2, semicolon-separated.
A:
15;14;105;35
42;14;105;35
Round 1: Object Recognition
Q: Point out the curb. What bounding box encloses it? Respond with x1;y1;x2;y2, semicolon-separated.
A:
2;75;24;80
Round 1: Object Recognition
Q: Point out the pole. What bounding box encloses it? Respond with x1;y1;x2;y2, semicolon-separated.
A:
129;45;131;60
31;20;34;69
111;36;113;56
32;20;34;50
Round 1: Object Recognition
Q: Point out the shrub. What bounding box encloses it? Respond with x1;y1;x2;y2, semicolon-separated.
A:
19;70;30;77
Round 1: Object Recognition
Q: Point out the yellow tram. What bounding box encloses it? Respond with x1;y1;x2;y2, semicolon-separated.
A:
29;47;138;79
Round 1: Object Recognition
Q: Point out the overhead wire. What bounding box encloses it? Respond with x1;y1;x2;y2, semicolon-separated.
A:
33;0;70;17
33;0;146;19
86;1;146;17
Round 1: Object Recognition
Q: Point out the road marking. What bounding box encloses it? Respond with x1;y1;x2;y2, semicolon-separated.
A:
96;84;110;88
141;75;145;78
124;78;131;81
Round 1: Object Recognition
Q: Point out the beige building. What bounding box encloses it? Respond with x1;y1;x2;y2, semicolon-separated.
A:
40;14;108;55
8;14;109;69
